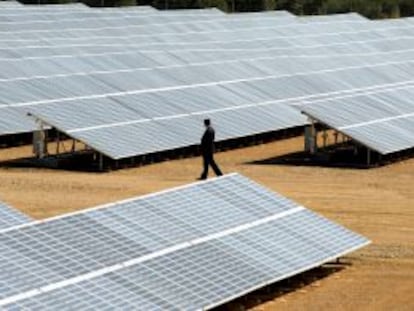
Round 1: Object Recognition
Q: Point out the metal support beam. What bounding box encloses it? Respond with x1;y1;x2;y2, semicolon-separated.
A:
313;120;318;153
334;131;339;145
33;119;48;159
367;148;371;166
322;129;328;149
98;153;104;171
304;118;317;154
56;132;60;155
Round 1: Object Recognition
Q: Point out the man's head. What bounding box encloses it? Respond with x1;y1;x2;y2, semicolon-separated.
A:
204;119;211;127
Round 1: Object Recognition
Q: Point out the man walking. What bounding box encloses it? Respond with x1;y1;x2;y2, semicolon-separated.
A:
199;119;223;180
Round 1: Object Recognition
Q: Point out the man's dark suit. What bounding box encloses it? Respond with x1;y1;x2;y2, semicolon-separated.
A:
200;125;222;179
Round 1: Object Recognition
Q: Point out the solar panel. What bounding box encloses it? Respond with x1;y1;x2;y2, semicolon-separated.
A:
0;5;413;161
0;14;364;137
0;11;298;35
0;173;369;310
301;84;414;154
1;23;413;76
0;14;249;34
0;14;383;50
0;18;369;47
6;50;411;107
0;200;30;230
24;58;414;159
52;103;304;159
0;36;410;138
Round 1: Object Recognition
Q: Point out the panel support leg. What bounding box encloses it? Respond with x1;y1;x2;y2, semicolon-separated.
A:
312;120;317;154
322;129;328;149
99;153;104;171
33;119;48;159
304;119;317;154
56;132;60;155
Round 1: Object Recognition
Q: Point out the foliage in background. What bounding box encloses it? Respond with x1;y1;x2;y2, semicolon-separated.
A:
143;0;414;18
14;0;414;18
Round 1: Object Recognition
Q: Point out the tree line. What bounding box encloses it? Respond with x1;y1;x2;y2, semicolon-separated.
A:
16;0;414;18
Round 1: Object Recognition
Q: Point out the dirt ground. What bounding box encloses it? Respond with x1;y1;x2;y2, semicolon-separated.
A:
0;135;413;310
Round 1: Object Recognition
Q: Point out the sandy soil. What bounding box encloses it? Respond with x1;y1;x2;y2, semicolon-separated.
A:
0;136;413;310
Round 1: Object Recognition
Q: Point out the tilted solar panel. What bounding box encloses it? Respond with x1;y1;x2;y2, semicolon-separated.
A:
0;173;369;310
0;7;413;162
24;58;414;159
0;14;391;50
301;84;414;155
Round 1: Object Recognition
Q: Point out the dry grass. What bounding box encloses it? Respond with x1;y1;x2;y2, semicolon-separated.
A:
1;135;413;310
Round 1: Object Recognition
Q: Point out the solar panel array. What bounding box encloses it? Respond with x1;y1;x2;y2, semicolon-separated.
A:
0;3;413;157
0;200;30;230
0;173;369;310
301;85;414;154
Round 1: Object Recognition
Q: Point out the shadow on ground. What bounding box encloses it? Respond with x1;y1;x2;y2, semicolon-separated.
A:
215;261;350;311
249;144;414;169
0;127;305;172
0;152;103;172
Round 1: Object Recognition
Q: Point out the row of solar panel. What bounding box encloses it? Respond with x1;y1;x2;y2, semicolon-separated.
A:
0;13;371;35
3;23;414;60
301;85;414;154
1;6;413;158
0;174;369;310
1;40;413;110
20;58;414;158
0;9;327;138
2;63;413;152
3;16;289;33
2;47;413;106
2;22;414;78
0;18;371;45
0;11;293;29
0;7;218;18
